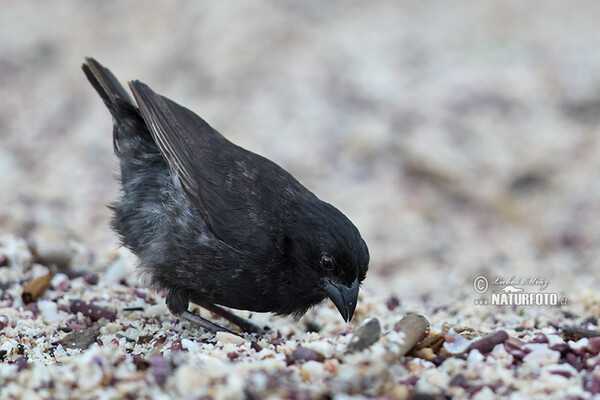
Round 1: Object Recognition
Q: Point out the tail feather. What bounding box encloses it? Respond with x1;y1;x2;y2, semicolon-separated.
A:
82;58;156;158
83;58;168;255
82;57;133;110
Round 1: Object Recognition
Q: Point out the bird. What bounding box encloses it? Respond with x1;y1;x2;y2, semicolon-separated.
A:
82;58;370;334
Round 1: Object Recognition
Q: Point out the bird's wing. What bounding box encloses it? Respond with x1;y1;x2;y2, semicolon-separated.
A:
128;80;312;253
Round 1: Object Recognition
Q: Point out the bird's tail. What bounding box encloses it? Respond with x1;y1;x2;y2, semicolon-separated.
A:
82;58;156;159
82;57;134;116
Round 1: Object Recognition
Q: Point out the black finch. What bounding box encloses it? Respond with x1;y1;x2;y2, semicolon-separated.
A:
82;58;369;333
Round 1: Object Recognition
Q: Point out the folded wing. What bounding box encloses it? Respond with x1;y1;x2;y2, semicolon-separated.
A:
128;81;313;255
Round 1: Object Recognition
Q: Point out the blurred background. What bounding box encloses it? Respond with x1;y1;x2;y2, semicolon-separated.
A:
1;0;600;305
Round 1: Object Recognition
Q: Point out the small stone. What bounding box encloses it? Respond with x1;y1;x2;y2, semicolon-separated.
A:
102;322;121;334
59;325;100;350
70;300;116;322
386;295;401;311
170;340;186;352
300;360;327;381
472;387;495;400
449;374;467;388
132;355;150;371
323;358;339;374
216;331;245;345
466;330;508;355
586;373;600;395
16;356;29;371
346;318;381;353
588;337;600;355
443;328;474;355
522;347;560;366
413;347;435;361
146;303;169;316
550;343;569;354
38;300;64;323
151;354;169;386
547;334;565;347
26;302;39;315
504;337;527;360
175;365;207;397
250;341;262;352
569;338;589;352
565;353;584;371
393;314;431;357
288;346;325;364
83;273;99;285
532;333;548;343
547;364;577;379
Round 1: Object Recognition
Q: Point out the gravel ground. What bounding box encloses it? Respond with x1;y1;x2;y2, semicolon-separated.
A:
2;1;600;399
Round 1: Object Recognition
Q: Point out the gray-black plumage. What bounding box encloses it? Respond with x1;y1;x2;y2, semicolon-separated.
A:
82;58;369;332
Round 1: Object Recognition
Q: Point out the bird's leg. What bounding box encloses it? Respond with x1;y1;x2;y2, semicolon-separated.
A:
166;287;234;334
177;310;234;334
192;300;266;335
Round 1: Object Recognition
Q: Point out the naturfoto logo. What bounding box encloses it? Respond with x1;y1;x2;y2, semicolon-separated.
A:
473;276;567;306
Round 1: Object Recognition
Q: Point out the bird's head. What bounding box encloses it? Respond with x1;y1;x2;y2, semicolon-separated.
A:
284;200;370;322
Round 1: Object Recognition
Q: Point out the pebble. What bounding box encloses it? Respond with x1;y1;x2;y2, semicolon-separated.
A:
346;317;381;353
145;302;170;316
472;386;495;400
216;332;245;345
443;328;474;354
522;347;560;366
38;300;63;323
304;340;335;358
569;338;589;352
174;365;207;397
288;346;325;363
300;360;328;381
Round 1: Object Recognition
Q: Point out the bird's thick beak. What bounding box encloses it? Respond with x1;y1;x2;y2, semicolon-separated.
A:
325;278;359;322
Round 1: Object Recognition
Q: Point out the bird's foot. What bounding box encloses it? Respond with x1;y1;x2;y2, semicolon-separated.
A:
178;310;235;334
195;302;267;335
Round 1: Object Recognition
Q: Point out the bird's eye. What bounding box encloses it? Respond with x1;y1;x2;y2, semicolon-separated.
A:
321;254;334;270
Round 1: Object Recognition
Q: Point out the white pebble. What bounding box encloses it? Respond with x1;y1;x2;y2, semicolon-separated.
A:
415;369;450;394
301;360;327;381
145;302;169;316
547;334;565;347
38;300;64;323
568;338;588;351
523;343;550;352
50;273;69;289
467;348;485;365
20;390;42;400
216;332;245;345
523;347;560;366
443;328;474;354
304;341;335;358
472;386;495;400
0;235;32;268
102;322;121;334
181;338;201;353
1;340;14;355
174;365;207;397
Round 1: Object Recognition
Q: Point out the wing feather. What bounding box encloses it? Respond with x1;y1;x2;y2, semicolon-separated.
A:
128;81;313;253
